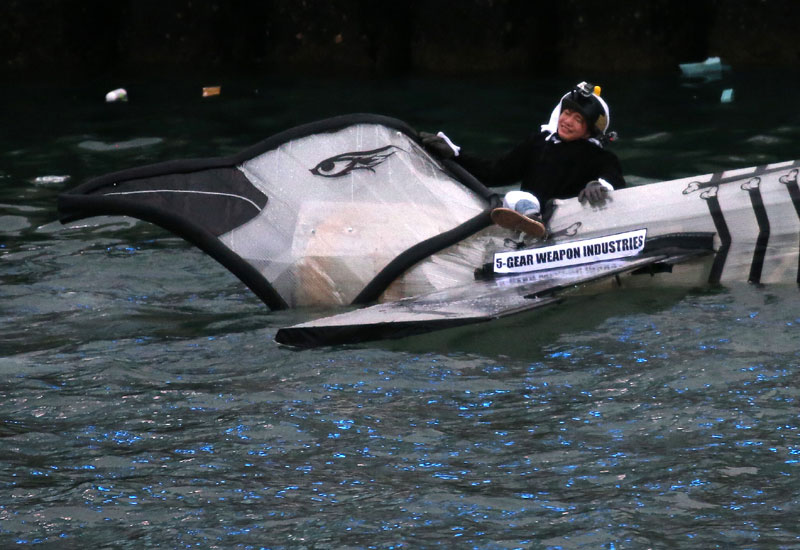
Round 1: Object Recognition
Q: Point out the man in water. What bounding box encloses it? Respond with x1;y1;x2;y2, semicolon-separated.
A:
422;81;625;236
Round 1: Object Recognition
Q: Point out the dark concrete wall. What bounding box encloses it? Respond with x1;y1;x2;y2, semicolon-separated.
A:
3;0;799;79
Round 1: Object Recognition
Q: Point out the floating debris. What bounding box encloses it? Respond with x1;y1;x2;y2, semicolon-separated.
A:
679;56;732;86
720;88;734;103
679;57;722;78
33;175;71;185
105;88;128;102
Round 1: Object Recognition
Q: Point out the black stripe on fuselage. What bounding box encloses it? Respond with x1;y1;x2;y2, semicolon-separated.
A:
779;165;800;283
742;177;770;284
698;172;729;284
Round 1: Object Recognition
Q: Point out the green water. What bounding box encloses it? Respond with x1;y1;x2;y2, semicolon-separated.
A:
1;71;799;548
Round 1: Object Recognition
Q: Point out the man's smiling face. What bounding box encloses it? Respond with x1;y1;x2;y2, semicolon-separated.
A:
557;108;590;141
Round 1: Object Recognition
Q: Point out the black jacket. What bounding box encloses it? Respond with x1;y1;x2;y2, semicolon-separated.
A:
455;131;626;206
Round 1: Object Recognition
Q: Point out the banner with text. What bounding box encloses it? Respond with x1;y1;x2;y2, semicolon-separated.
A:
494;229;647;274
